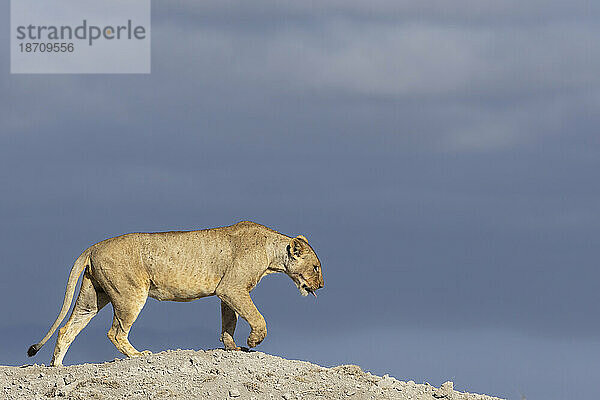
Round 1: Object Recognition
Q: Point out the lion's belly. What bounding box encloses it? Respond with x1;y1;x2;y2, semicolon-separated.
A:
147;269;221;301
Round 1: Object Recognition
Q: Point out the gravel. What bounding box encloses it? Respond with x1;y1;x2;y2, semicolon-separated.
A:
1;349;504;399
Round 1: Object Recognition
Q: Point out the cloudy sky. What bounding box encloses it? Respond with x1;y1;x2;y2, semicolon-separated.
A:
1;1;599;399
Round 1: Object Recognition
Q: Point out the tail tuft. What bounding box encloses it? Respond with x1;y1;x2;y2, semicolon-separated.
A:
27;343;41;357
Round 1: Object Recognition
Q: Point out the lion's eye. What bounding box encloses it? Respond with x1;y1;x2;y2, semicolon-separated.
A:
313;265;319;272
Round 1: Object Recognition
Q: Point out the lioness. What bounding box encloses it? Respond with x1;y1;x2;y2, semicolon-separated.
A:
28;221;324;366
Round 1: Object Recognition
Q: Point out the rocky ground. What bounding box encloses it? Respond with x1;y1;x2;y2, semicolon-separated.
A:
1;349;504;400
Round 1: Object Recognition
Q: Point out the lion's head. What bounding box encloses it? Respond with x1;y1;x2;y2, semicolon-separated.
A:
285;235;324;297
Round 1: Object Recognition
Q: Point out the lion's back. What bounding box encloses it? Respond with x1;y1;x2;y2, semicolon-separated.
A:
87;222;282;296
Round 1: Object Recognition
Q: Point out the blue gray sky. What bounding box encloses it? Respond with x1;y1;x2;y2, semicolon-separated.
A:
1;2;599;399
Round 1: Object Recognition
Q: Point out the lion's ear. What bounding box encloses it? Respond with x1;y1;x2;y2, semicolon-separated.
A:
296;235;308;243
288;236;308;258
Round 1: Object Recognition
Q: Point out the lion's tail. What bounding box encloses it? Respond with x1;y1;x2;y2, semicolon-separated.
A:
27;250;91;357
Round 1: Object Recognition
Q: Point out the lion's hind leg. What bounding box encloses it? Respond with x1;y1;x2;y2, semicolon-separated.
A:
107;290;150;358
51;271;109;367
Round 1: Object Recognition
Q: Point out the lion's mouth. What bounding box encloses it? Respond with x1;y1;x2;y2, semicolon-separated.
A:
289;273;318;298
302;284;317;298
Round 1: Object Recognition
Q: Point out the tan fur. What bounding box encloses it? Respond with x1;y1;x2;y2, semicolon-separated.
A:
28;221;324;366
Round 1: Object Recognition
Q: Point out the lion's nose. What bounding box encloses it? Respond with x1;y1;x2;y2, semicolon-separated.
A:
318;281;324;289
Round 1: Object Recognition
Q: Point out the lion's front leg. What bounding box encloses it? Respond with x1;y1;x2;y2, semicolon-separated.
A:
220;300;240;350
216;288;267;349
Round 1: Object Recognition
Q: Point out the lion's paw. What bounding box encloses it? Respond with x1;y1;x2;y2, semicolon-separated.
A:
247;330;266;348
131;350;152;357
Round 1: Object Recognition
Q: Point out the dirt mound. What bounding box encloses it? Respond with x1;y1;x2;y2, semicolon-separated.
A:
1;349;504;399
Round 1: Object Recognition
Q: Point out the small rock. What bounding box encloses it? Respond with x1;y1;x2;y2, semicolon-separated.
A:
346;389;356;396
282;392;294;400
376;376;395;389
229;389;241;397
433;381;454;399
